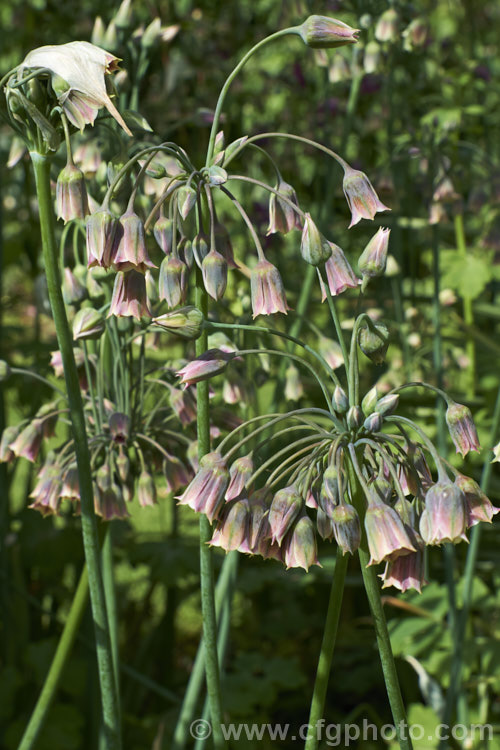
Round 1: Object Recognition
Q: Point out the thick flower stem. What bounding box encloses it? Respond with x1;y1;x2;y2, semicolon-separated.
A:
304;549;349;750
18;566;89;750
195;270;225;749
30;151;121;750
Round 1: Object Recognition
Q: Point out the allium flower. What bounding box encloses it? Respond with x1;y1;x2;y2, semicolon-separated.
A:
209;498;251;552
56;163;89;223
250;260;289;317
419;480;467;545
342;166;390;227
300;214;331;266
299;16;359;49
331;503;361;555
86;208;119;268
176;452;229;522
20;41;131;134
176;349;234;388
72;308;105;341
375;8;400;42
158;256;187;308
267;180;302;235
226;455;253;501
445;401;480;457
364;495;416;565
321;243;359;298
109;270;151;319
137;470;157;507
358;228;391;289
454;475;499;527
268;486;303;546
380;550;426;593
9;420;43;462
113;210;156;272
282;514;320;571
202;249;227;300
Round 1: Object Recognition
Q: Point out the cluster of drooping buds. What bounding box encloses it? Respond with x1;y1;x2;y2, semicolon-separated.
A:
0;356;196;519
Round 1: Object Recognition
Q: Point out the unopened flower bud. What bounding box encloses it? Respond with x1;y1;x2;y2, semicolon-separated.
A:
361;386;379;416
317;508;334;540
363;411;383;432
358;321;389;364
282;514;320;571
343;166;390;228
138;470;157;507
62;267;87;305
375;8;399;42
153;306;204;339
226;454;253;501
331;503;361;554
116;449;130;482
318;336;344;370
176;451;229;522
56;163;89;223
9;420;43;462
210;498;250;552
333;385;349;413
250;260;289;317
376;393;399;416
114;210;156;272
403;17;429;50
268;486;303;546
300;213;331;266
114;0;133;29
299;15;359;49
153;215;174;254
454;474;499;527
73;307;105;340
192;232;210;267
0;425;22;462
445;401;480;457
177;185;197;220
347;405;363;430
202;249;227;300
363;41;381;74
284;363;303;401
158;256;187;308
86;208;118;268
358;227;391;291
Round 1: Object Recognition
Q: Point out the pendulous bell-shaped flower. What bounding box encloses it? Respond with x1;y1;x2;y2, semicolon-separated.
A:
250;260;289;318
109;270;151;319
176;451;229;522
419;478;467;545
176;349;235;388
342;165;390;228
445;401;480;457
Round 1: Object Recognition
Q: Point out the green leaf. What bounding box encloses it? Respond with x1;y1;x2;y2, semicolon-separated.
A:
441;251;493;300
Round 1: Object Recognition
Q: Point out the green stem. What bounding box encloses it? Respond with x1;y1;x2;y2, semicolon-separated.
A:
195;269;225;750
304;548;348;750
18;566;89;750
30;151;121;750
102;526;121;724
439;385;500;740
171;552;238;750
454;213;475;398
346;452;412;750
205;27;302;166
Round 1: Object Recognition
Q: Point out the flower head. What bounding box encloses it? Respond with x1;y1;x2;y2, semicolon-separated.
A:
267;180;302;235
321;243;359;298
445;401;480;457
364;494;416;565
299;16;359;49
419;480;467;545
176;452;229;522
108;270;151;319
177;349;234;388
250;260;289;318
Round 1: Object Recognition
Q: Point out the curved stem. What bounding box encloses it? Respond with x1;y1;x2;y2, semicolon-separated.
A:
10;367;66;397
195;268;225;750
219;185;266;260
223;132;348;171
205;28;302;166
304;548;349;750
30;151;121;750
18;566;89;750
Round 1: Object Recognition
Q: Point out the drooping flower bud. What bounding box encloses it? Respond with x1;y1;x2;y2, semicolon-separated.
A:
445;401;480;457
116;449;130;482
317;508;334;540
138;470;157;507
331;503;361;555
284;363;304;401
158;255;187;308
318;336;344;370
346;405;363;431
177;185;197;220
376;393;399;416
202;249;227;300
109;270;151;319
361;386;379;416
250;260;289;318
402;17;429;50
29;470;62;516
163;452;191;494
363;412;383;432
380;549;426;593
358;321;389;364
209;498;250;552
299;16;359;49
226;455;254;501
300;214;331;266
419;480;467;546
358;227;391;291
454;474;498;528
86;208;118;268
267;180;302;235
282;514;320;571
363;41;381;74
342;166;390;228
152;306;204;339
62;267;87;305
73;307;105;340
60;465;80;502
320;464;339;514
169;387;197;425
95;483;130;520
9;419;43;462
114;210;156;272
364;494;416;566
56;163;89;223
176;451;229;522
153;214;174;254
321;243;359;297
0;425;22;462
375;8;400;42
268;485;303;546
